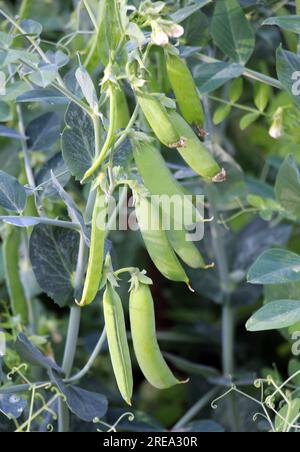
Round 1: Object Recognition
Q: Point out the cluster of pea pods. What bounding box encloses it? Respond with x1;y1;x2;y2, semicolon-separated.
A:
77;49;225;405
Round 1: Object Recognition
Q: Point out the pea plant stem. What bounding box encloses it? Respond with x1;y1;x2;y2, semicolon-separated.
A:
173;387;220;430
203;97;239;431
58;233;87;432
66;328;107;384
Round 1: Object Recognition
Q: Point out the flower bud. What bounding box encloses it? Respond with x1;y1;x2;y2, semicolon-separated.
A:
269;107;283;139
167;24;185;38
151;25;169;46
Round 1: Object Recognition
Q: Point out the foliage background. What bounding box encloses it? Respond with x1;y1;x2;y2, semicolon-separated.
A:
0;0;300;433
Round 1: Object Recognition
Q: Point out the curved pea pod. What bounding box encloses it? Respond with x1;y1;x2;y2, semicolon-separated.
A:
79;188;107;306
130;281;187;389
81;82;118;183
167;228;205;269
115;83;130;131
166;53;204;131
136;91;183;148
133;140;205;268
135;195;189;285
168;111;224;180
103;283;133;406
3;227;29;324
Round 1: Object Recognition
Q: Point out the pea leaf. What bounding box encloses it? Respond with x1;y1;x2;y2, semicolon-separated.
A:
29;65;58;88
0;125;26;140
275;155;300;218
194;62;244;94
17;88;68;104
26;112;61;151
62;102;98;181
275;399;300;432
50;373;108;422
248;249;300;285
0;394;26;420
170;1;212;23
276;47;300;108
213;104;231;125
264;16;300;34
21;19;43;36
240;112;260;130
29;224;79;307
50;171;89;245
211;0;255;65
75;64;98;114
45;50;69;68
15;333;63;373
0;171;27;212
254;82;270;112
229;77;243;102
36;153;70;198
0;101;10;122
246;300;300;331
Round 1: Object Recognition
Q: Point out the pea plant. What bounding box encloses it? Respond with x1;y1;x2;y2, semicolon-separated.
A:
1;0;300;433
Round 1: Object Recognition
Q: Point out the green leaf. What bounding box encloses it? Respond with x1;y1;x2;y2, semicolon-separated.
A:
254;82;270;112
264;16;300;34
213;103;231;125
211;0;255;64
275;399;300;432
0;101;10;122
0;125;26;140
240;112;260;130
248;249;300;285
170;1;212;23
21;19;43;36
17;88;67;104
276;47;300;108
75;65;98;113
0;171;27;212
26;112;61;151
61;102;99;181
29;225;79;307
229;77;243;102
194;62;244;94
288;359;300;385
36;153;70;198
29;66;58;88
246;300;300;332
275;155;300;218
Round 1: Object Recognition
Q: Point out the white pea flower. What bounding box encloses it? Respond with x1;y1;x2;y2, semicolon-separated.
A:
151;23;169;46
167;24;185;38
269;107;283;139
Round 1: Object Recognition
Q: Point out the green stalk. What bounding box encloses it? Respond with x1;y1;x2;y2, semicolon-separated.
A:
297;0;300;14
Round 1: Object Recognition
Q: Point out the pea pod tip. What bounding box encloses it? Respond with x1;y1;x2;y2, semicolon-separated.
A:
212;168;227;183
187;283;195;293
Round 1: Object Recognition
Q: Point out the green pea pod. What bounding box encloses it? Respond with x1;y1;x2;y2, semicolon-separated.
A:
115;83;130;131
130;280;186;389
133;140;204;268
135;195;189;285
166;53;204;130
168;111;223;180
81;82;118;183
103;282;133;406
79;188;107;306
166;229;205;269
3;227;29;324
136;92;183;148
